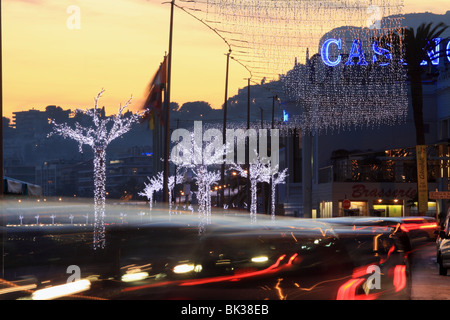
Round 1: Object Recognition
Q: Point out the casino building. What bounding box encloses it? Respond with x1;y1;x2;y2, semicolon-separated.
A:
279;36;450;219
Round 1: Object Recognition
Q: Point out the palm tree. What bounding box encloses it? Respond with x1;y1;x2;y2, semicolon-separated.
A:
380;22;448;215
402;22;448;145
403;23;448;215
404;23;448;215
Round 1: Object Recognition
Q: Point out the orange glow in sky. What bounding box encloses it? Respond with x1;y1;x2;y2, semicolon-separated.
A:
2;0;448;120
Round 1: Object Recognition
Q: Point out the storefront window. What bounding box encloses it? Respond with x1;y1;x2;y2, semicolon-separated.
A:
339;201;368;216
320;201;333;218
409;201;437;217
372;204;403;217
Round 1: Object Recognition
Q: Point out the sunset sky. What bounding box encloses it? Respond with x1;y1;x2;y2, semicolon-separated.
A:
2;0;449;120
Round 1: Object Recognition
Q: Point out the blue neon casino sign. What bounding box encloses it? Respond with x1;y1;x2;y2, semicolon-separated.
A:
321;37;450;67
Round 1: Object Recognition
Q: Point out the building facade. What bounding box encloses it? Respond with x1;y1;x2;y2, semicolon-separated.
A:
281;38;450;219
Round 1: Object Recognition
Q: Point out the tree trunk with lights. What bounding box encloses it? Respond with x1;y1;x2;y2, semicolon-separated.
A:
49;89;141;249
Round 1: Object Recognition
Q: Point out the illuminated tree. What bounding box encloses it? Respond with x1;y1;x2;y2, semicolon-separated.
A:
139;171;164;211
170;129;227;230
168;169;184;213
49;89;141;249
270;165;288;220
232;154;271;222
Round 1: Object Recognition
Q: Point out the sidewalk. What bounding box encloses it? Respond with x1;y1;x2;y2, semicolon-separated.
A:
410;242;450;300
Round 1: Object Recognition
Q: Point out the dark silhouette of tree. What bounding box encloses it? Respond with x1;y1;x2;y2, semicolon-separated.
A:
380;22;448;215
383;22;448;145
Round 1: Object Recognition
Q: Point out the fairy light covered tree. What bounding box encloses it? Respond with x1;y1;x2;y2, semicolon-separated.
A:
168;168;184;208
269;165;288;220
170;128;227;229
232;154;272;222
49;89;141;249
194;167;221;223
139;171;164;211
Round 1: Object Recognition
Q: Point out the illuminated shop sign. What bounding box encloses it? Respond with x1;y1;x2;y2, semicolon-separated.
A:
283;110;289;122
321;37;450;67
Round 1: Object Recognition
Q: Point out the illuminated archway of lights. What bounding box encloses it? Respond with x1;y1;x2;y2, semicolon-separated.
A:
180;0;408;132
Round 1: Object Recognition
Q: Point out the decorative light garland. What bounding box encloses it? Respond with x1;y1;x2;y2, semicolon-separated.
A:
182;0;407;132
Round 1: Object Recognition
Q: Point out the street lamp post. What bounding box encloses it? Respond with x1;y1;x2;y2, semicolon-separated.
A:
272;95;277;130
0;0;4;279
163;0;175;203
269;95;278;216
246;78;251;211
221;49;231;207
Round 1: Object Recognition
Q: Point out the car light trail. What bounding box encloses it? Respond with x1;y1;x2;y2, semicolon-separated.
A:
379;245;396;264
0;278;37;296
251;256;269;263
173;264;195;274
178;254;287;286
121;272;149;282
31;279;91;300
121;254;289;293
275;278;286;300
287;253;298;265
336;278;366;300
393;265;407;292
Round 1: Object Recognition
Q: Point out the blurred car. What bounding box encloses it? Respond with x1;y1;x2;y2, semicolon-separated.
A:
394;216;438;242
1;213;411;300
318;221;411;299
437;212;450;276
321;216;438;247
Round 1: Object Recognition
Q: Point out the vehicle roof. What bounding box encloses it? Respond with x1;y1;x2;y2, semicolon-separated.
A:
319;216;435;226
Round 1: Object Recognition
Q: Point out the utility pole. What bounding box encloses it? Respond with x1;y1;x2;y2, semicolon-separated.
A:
221;49;231;207
163;0;175;203
302;131;313;218
259;107;263;129
259;107;267;214
246;78;251;211
270;95;277;216
272;95;277;130
0;0;3;198
1;0;6;279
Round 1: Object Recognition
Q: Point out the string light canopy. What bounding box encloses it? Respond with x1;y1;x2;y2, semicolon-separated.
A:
180;0;408;133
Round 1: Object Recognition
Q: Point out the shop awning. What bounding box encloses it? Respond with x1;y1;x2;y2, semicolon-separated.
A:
2;176;43;196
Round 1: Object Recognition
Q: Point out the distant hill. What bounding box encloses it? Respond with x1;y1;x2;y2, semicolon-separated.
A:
401;11;450;35
318;11;450;51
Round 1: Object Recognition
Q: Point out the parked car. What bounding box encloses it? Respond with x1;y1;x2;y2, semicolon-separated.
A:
437;212;450;276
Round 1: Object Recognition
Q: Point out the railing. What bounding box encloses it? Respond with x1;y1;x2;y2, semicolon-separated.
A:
320;161;444;183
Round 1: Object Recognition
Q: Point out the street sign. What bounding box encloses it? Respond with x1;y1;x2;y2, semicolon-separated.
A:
429;191;450;200
416;145;428;213
342;199;351;210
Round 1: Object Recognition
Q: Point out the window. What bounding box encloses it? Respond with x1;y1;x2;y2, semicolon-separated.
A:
439;119;449;140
